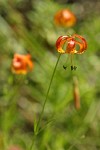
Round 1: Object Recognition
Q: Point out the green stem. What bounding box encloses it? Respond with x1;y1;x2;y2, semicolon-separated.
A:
29;134;36;150
29;54;61;150
36;54;61;134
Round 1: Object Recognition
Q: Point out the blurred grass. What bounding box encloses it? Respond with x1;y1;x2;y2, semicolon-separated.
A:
0;0;100;150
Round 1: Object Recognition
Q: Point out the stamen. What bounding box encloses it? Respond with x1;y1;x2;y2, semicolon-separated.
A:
70;54;77;70
73;66;77;70
71;66;77;71
63;55;70;70
63;65;67;70
70;54;74;66
71;65;74;70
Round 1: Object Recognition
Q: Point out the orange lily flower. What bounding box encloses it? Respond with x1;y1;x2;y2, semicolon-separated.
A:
56;34;87;54
11;54;33;74
56;34;87;70
54;9;76;27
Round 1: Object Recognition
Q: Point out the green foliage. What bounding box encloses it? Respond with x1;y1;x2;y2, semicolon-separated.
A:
0;0;100;150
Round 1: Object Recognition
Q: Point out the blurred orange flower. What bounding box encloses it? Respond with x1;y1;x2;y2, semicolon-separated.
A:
11;54;33;74
56;34;87;54
73;76;80;110
54;9;76;27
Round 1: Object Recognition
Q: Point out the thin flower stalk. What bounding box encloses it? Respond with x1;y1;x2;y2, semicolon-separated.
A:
29;54;61;150
35;54;61;134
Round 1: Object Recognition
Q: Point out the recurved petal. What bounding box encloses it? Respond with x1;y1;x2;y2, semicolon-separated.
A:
56;36;71;54
73;34;87;54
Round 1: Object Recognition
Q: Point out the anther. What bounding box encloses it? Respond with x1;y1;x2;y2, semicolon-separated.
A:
63;65;67;70
71;66;77;71
73;66;77;70
71;65;74;70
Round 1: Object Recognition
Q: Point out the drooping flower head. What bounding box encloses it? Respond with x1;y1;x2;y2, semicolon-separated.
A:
54;9;76;27
56;34;87;70
11;54;33;74
56;34;87;54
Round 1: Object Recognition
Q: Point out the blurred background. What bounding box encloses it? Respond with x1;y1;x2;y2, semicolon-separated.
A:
0;0;100;150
